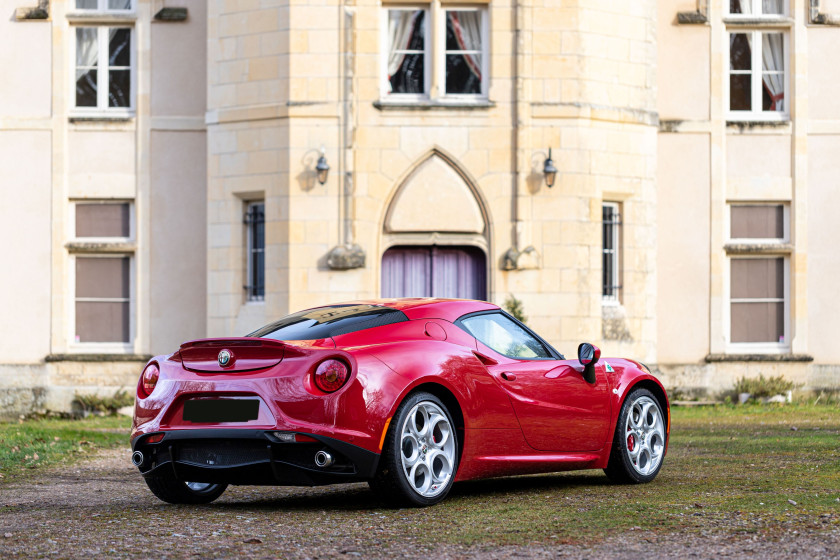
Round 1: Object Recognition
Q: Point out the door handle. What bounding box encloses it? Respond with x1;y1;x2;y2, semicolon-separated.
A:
500;372;516;381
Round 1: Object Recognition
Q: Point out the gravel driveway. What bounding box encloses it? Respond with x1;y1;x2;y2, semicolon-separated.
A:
1;448;837;559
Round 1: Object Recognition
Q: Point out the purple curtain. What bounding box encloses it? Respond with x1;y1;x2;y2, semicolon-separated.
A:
382;246;486;300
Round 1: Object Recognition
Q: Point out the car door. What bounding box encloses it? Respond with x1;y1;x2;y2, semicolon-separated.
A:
459;311;612;453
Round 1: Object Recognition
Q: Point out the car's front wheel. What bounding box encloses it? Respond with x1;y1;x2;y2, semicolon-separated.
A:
144;473;228;504
604;387;667;484
370;392;459;507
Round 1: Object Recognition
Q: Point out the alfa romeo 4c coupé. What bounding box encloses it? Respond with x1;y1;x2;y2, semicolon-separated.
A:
131;298;669;507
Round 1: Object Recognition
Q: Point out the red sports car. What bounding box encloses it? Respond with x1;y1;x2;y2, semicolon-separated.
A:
131;298;669;507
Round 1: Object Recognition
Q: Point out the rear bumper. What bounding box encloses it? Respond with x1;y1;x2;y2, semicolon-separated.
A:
131;429;380;486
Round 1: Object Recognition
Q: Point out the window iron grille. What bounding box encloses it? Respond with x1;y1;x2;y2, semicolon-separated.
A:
244;203;265;301
602;204;622;301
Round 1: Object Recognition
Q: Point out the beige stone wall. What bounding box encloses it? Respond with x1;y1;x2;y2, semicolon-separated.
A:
0;0;209;417
205;0;660;366
655;0;840;394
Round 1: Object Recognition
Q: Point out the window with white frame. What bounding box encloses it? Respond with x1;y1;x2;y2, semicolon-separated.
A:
72;202;134;345
71;1;134;113
728;30;787;119
74;27;133;111
729;204;788;241
244;202;265;302
74;0;133;11
602;203;622;303
727;203;789;349
727;0;786;17
386;9;428;96
383;5;488;100
730;257;788;345
443;10;485;96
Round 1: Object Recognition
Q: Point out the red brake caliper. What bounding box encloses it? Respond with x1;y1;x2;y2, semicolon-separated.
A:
627;432;635;452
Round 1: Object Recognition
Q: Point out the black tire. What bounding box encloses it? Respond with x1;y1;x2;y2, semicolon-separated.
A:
369;392;459;507
604;387;667;484
144;472;228;505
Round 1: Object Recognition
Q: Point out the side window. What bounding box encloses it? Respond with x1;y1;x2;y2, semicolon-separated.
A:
460;313;552;359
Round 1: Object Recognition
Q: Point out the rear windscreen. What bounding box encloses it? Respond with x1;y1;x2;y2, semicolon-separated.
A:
247;305;408;341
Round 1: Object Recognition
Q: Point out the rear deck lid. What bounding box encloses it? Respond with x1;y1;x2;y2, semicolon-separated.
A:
179;338;287;373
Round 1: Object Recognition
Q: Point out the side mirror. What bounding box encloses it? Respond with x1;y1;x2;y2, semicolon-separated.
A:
577;343;601;384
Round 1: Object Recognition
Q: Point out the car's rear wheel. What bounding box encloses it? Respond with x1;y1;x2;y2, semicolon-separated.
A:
370;392;459;507
144;472;228;504
604;387;666;484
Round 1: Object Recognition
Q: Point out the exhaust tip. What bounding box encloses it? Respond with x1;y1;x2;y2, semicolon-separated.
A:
314;450;334;468
131;451;144;467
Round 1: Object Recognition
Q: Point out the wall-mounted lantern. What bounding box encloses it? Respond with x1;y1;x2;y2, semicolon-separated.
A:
315;147;330;185
543;148;557;188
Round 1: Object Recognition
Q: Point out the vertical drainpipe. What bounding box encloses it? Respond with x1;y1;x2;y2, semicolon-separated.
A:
503;0;528;273
327;2;364;270
344;6;356;247
512;0;521;253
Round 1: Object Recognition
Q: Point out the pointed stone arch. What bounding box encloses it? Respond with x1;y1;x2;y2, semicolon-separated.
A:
379;147;493;299
383;148;491;236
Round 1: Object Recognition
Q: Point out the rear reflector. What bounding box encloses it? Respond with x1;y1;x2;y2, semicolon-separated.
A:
145;433;164;444
273;431;318;443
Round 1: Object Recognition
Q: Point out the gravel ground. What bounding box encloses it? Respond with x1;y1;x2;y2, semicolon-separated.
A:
1;448;837;559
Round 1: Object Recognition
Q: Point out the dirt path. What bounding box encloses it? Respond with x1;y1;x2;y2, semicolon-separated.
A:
0;448;837;559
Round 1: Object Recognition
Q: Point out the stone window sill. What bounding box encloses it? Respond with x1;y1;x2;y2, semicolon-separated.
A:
69;114;134;123
45;353;151;363
374;99;495;111
66;12;136;24
705;353;813;363
724;242;792;255
66;241;136;254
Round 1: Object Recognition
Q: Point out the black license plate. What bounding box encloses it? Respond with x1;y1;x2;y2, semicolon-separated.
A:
183;399;260;423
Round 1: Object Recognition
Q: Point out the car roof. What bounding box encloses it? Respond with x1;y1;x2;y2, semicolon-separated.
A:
319;298;499;322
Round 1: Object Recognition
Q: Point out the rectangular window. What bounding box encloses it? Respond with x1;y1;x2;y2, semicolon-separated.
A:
728;31;786;119
245;202;265;302
444;10;486;96
602;203;622;303
75;26;132;110
728;0;786;17
75;202;131;238
730;257;787;344
382;6;488;101
75;256;131;343
385;8;428;96
75;0;133;11
730;204;786;240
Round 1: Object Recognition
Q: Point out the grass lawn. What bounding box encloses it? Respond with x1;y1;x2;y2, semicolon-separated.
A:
0;404;837;548
0;415;131;482
391;403;840;545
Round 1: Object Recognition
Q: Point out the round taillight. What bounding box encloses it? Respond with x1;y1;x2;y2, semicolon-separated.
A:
313;359;349;393
139;364;159;398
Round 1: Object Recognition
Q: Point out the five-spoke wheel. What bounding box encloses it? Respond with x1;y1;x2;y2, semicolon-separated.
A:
604;387;667;483
370;392;459;506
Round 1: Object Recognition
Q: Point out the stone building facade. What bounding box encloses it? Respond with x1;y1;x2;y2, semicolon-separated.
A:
0;0;838;417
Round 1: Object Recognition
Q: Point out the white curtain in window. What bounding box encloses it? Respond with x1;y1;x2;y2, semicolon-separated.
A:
762;0;783;14
762;34;784;110
76;28;98;68
449;11;482;79
736;0;753;14
387;11;419;79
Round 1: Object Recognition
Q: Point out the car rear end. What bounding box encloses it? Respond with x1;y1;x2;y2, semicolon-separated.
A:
130;336;391;487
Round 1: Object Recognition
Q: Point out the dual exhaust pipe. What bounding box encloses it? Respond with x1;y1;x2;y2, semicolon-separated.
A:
132;448;336;469
314;450;334;468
